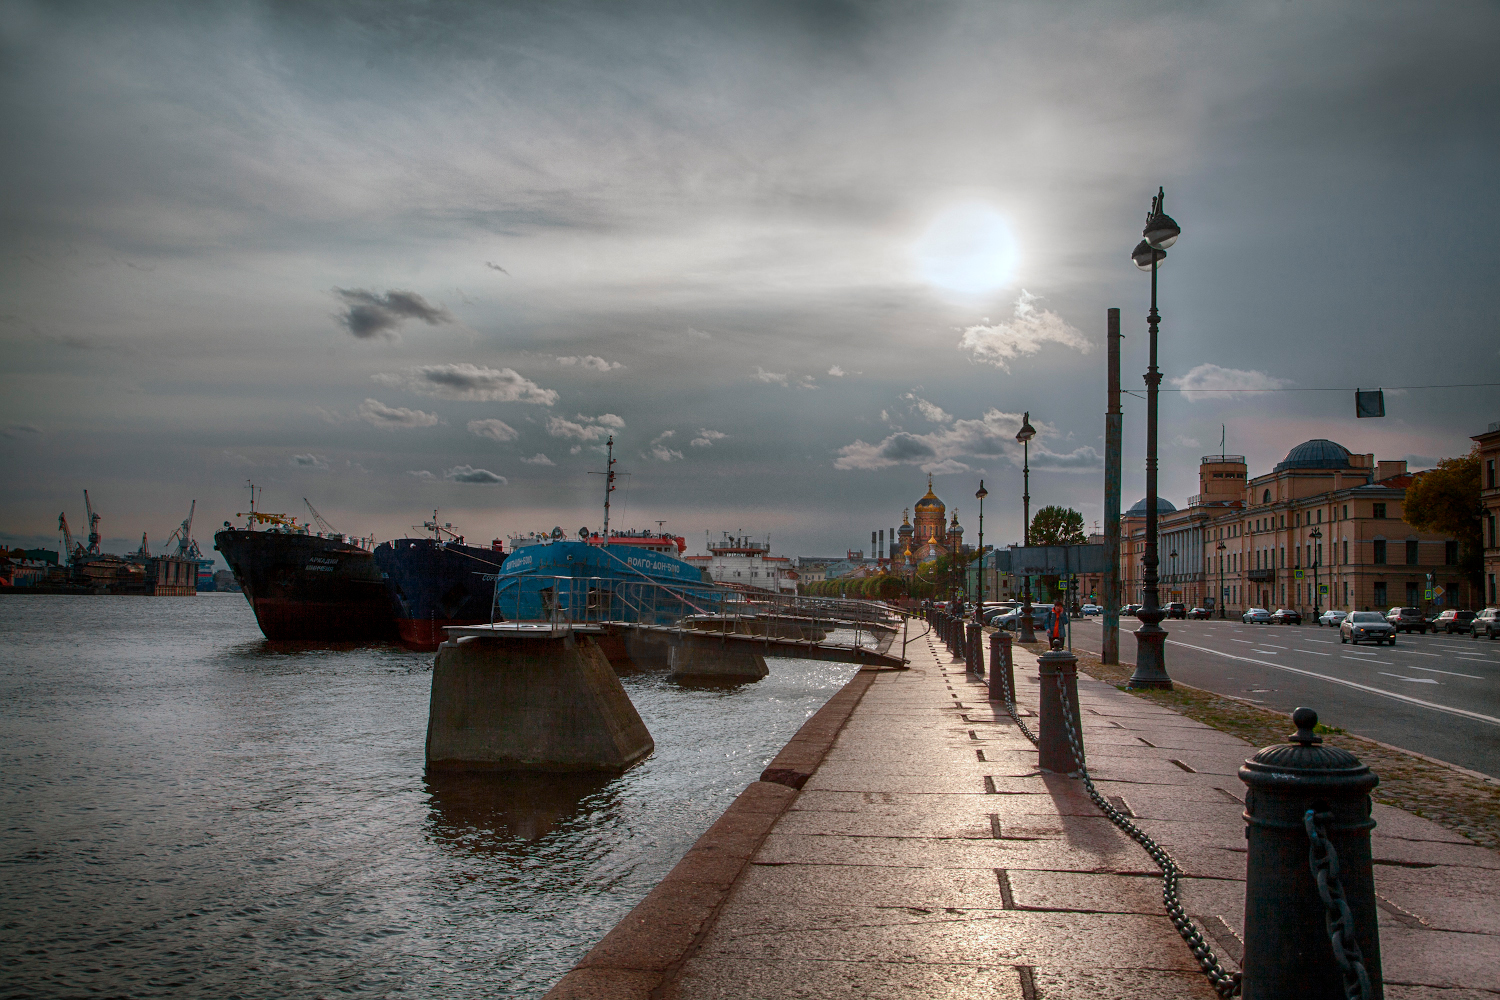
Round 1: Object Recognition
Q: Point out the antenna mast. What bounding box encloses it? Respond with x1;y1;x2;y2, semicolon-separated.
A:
587;435;618;545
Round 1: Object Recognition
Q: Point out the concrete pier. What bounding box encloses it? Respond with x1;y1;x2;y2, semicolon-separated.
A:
667;641;769;682
426;632;654;773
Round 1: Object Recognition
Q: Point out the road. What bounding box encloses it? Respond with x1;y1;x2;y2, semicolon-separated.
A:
1065;616;1500;779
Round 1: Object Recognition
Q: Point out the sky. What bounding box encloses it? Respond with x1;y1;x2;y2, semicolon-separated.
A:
3;0;1498;563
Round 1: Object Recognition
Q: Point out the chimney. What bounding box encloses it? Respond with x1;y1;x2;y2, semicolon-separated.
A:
1376;459;1407;481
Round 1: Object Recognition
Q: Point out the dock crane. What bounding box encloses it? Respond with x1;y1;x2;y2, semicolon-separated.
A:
58;512;79;563
160;500;199;557
83;490;102;556
303;498;336;535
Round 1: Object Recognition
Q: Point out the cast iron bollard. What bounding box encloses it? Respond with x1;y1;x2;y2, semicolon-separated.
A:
1239;707;1381;1000
948;614;964;663
988;630;1013;704
1036;637;1083;773
966;623;983;678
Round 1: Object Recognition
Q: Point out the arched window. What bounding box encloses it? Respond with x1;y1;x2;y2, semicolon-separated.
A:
1262;489;1272;504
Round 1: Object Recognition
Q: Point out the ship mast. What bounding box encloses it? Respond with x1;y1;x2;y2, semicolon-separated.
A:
601;436;616;545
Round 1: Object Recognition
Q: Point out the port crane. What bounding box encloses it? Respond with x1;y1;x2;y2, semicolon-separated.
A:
83;490;102;556
58;512;78;563
160;500;201;558
303;498;337;535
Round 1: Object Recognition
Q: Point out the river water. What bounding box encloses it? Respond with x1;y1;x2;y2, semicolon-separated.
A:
0;595;861;998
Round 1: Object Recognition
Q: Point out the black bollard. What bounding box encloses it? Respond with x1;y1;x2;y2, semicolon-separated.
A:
988;630;1014;704
1239;708;1381;999
949;615;964;663
966;623;983;678
1036;638;1083;773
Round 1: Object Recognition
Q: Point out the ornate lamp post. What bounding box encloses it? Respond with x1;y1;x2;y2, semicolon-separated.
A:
1217;539;1227;619
1310;526;1322;621
1127;187;1181;690
1016;412;1037;643
975;480;988;622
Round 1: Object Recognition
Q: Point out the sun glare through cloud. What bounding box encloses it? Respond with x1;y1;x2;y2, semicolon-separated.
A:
914;202;1019;298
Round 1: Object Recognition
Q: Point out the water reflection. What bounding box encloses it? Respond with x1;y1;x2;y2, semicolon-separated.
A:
424;770;617;851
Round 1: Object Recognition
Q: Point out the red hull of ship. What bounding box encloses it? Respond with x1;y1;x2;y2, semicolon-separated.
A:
396;617;487;652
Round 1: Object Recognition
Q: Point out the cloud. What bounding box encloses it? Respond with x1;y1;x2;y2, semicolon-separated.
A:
652;430;675;443
520;453;555;465
691;429;727;448
753;366;788;386
2;424;41;438
358;398;441;429
373;364;557;405
484;261;509;275
686;328;712;340
569;445;583;455
334;288;455;339
647;444;684;462
547;413;624;441
407;470;436;481
1403;454;1437;470
289;453;329;469
835;409;1100;473
557;355;623;371
444;465;506;484
1170;364;1293;398
828;365;845;377
906;394;952;423
1171;435;1201;448
921;458;971;475
958;290;1091;371
467;418;519;442
797;375;820;390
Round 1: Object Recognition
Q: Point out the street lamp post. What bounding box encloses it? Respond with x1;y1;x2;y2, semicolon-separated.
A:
1217;539;1227;619
1310;526;1322;622
975;480;988;622
1127;187;1181;690
1016;413;1037;643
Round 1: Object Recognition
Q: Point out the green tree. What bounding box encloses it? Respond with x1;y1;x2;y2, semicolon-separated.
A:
1404;450;1483;584
1029;505;1086;546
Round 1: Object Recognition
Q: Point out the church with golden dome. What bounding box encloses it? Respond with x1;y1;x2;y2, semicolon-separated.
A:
896;476;963;567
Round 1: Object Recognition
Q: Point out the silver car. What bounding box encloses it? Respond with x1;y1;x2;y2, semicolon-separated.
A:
1242;607;1272;624
1340;611;1396;646
1317;609;1348;628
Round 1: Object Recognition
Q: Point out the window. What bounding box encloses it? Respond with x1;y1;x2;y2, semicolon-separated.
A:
1489;459;1496;490
1406;582;1419;606
1343;539;1349;564
1446;540;1458;564
1263;489;1271;504
1374;581;1387;606
1405;540;1418;566
1490;514;1497;549
1280;547;1285;567
1343;504;1348;519
1373;503;1386;519
1373;540;1386;564
1317;509;1322;523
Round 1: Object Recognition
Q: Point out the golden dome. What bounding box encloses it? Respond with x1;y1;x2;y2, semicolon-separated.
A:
913;475;945;514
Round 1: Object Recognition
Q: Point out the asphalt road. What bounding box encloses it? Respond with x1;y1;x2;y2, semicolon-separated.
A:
1064;616;1500;779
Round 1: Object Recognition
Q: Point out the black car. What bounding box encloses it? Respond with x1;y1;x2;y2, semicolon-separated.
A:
1385;607;1429;634
1472;608;1500;640
1270;608;1302;625
1187;607;1210;619
1433;609;1476;634
1165;602;1186;619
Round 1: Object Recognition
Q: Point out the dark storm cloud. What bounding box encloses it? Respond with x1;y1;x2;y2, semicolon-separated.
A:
374;364;558;405
333;289;455;339
880;434;938;462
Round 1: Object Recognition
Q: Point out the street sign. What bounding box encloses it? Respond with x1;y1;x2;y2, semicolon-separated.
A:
1319;584;1329;595
1434;585;1446;598
1294;569;1304;580
993;544;1109;576
1425;589;1433;600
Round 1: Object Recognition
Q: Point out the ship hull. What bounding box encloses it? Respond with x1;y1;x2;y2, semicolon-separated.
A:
214;529;396;641
373;538;505;651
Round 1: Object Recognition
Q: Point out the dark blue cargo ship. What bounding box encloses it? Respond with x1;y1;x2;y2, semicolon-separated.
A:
373;513;507;650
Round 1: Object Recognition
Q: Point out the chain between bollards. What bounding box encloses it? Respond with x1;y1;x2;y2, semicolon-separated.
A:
1304;810;1375;1000
1052;670;1243;998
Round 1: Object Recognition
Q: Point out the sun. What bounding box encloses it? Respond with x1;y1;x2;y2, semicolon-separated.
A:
914;202;1019;298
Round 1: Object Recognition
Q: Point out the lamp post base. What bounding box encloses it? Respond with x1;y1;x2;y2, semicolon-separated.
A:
1128;610;1172;689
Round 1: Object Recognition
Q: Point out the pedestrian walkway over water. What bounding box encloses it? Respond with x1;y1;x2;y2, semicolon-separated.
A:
546;626;1500;998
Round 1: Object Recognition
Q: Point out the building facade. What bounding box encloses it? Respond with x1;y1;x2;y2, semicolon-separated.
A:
1474;420;1500;607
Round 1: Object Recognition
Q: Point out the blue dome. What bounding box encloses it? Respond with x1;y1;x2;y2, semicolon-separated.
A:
1127;497;1177;516
1274;439;1351;472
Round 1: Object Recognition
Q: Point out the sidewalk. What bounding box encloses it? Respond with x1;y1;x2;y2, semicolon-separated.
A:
547;627;1500;999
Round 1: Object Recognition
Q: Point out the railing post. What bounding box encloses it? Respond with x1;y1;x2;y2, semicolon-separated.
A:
988;630;1013;704
1037;638;1083;773
1239;708;1382;999
966;622;982;678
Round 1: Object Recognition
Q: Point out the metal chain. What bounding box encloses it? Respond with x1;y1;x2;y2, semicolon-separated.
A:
1052;671;1243;998
1303;810;1375;1000
997;642;1039;746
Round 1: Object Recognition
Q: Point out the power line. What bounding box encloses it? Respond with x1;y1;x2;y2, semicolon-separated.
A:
1155;382;1500;393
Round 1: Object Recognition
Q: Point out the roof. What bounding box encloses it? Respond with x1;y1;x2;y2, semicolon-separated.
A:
1274;438;1352;473
1126;497;1178;516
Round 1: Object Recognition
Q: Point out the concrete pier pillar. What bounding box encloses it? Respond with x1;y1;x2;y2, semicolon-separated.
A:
668;640;769;682
426;632;654;773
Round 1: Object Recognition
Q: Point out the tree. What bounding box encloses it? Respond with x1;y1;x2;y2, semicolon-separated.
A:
1404;450;1483;586
1029;506;1086;547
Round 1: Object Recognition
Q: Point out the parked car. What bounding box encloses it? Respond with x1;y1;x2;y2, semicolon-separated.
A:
1270;608;1303;625
1342;610;1397;646
1385;607;1429;634
1122;604;1143;617
1187;607;1210;619
1317;609;1348;628
1165;602;1187;619
1433;610;1477;634
1242;607;1272;624
1472;608;1500;640
991;607;1051;632
1079;604;1102;615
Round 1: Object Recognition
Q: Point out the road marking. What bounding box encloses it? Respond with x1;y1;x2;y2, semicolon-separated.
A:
1342;656;1392;665
1259;643;1288;649
1305;638;1335;644
1162;639;1500;728
1379;673;1439;684
1252;650;1279;655
1296;649;1332;656
1344;649;1379;656
1406;651;1441;657
1231;639;1255;644
1456;655;1494;662
1404;665;1483;679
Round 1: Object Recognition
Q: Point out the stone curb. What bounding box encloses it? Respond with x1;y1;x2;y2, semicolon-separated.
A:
541;665;881;1000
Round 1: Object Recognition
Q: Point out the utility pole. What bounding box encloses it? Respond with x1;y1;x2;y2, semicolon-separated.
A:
1102;308;1122;664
